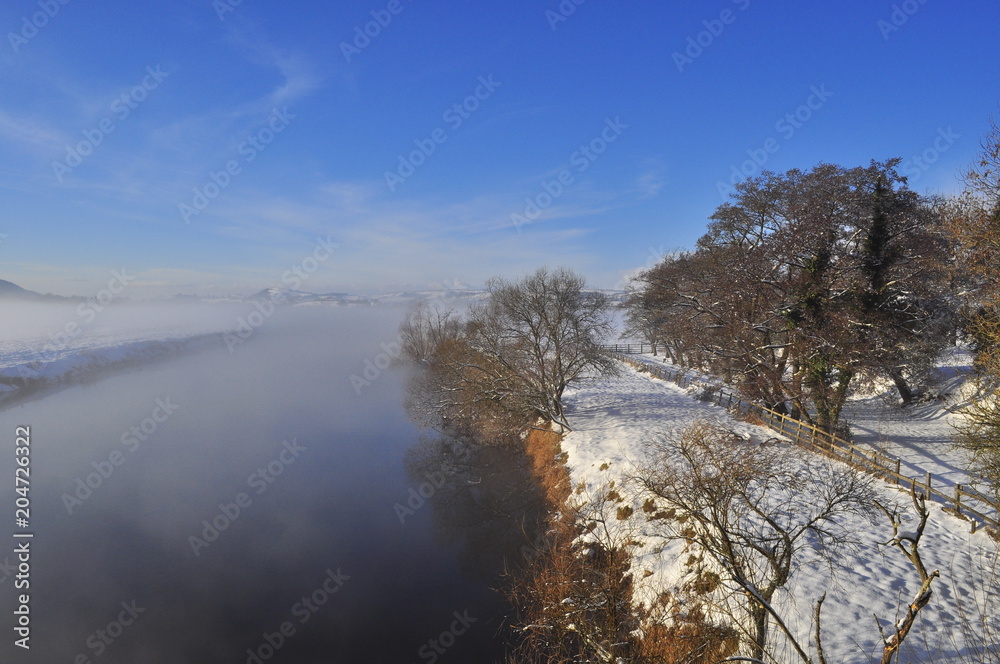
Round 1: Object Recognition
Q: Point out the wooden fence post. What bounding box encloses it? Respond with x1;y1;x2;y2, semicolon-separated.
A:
894;458;901;485
955;484;962;517
925;471;932;498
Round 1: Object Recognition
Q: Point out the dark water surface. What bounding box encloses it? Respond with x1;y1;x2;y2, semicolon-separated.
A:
0;307;535;663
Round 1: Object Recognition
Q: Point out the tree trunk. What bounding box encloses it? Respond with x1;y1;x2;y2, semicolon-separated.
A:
889;367;914;406
814;368;853;432
750;603;769;663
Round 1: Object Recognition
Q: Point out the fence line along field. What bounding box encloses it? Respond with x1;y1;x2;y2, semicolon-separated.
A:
601;346;1000;534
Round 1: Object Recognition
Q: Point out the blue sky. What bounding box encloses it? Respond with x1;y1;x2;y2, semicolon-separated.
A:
0;0;997;297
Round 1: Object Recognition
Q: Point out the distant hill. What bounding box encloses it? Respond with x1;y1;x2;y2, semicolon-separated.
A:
247;288;378;306
0;279;625;307
245;287;491;307
0;278;59;301
0;279;34;298
0;279;71;302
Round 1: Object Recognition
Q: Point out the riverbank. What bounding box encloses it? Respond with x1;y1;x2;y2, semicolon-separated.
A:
556;361;1000;663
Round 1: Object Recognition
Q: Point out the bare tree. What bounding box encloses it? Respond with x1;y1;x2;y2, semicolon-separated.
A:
466;267;617;430
400;301;531;443
873;488;940;664
947;116;1000;498
399;300;464;364
632;421;877;662
399;267;616;441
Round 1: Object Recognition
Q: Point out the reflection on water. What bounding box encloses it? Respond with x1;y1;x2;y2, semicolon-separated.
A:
0;307;545;663
403;435;549;583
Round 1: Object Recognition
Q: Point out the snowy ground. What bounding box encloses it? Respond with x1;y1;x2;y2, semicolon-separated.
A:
561;362;1000;663
841;347;978;496
0;301;239;404
628;349;995;513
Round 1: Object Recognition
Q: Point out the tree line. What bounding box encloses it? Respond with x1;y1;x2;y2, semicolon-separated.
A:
627;116;1000;495
395;116;1000;663
628;158;956;433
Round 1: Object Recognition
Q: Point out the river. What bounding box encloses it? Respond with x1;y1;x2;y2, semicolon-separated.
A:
0;306;540;663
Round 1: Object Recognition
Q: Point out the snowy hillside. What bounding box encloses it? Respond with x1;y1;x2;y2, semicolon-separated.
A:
0;301;239;404
560;362;999;663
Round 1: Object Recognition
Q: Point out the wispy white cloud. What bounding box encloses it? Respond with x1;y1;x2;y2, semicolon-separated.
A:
634;159;668;196
0;108;67;155
149;35;322;164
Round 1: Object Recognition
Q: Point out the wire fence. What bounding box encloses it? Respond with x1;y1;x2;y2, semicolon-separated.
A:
606;350;1000;534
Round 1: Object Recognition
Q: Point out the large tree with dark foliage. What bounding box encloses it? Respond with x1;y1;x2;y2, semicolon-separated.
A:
630;160;952;431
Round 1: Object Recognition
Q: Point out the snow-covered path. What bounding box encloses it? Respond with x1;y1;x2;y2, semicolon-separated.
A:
843;348;978;494
627;350;997;518
561;362;1000;663
562;363;774;490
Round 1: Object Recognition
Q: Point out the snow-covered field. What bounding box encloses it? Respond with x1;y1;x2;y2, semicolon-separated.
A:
0;301;239;403
561;362;1000;663
842;347;978;496
627;349;995;515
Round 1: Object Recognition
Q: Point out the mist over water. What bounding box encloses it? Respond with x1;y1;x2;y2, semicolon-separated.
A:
0;306;531;663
